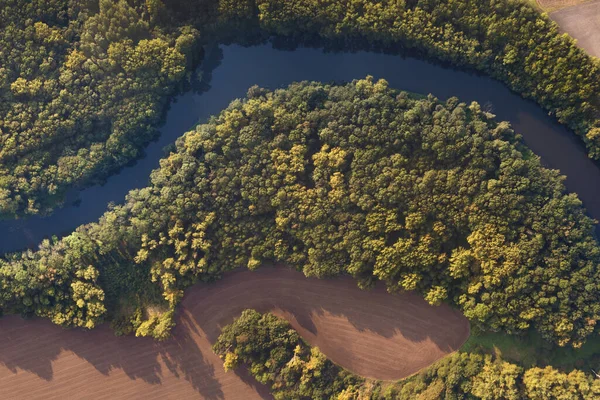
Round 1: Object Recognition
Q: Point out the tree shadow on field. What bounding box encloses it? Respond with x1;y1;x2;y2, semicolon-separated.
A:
0;313;225;399
181;266;470;380
0;266;470;395
157;312;225;399
194;265;468;349
233;366;274;400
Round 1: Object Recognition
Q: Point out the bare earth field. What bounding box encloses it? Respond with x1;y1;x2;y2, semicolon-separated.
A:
550;0;600;57
538;0;593;12
0;267;469;399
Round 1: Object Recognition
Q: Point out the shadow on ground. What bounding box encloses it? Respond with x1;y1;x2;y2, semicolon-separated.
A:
0;266;469;397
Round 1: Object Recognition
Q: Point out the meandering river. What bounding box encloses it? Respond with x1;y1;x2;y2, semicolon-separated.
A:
2;43;600;253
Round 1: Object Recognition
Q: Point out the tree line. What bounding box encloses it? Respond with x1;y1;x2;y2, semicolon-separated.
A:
214;309;600;399
2;0;600;217
3;79;599;346
211;0;600;157
0;0;203;218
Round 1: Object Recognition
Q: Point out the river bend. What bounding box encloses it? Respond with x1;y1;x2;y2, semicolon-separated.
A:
2;44;599;253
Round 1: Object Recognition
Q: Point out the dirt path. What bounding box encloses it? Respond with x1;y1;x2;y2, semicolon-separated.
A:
550;0;600;57
0;267;469;399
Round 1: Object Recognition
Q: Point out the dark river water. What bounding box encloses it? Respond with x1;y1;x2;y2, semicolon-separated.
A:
2;44;600;253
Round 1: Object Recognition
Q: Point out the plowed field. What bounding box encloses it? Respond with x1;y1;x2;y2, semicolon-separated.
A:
0;267;469;399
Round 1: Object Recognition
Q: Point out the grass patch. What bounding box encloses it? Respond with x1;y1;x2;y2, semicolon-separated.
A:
462;326;600;372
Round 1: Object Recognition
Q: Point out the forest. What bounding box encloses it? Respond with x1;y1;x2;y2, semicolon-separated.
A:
2;0;600;217
3;0;600;396
214;309;600;399
3;79;600;347
0;0;202;218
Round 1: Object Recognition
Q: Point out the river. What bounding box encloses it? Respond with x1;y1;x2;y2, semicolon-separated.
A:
2;43;599;253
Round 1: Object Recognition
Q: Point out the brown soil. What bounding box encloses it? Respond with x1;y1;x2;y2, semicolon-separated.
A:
0;267;469;399
550;0;600;57
538;0;593;12
536;0;590;12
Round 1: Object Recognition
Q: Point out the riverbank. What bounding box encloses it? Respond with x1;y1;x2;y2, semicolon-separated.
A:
4;45;600;255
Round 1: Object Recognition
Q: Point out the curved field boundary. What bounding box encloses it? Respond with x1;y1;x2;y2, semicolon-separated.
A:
0;267;469;399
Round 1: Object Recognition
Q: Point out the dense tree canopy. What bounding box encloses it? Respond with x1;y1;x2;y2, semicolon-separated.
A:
4;0;600;395
252;0;600;158
193;0;600;158
0;0;201;217
3;79;599;346
213;309;363;399
2;0;600;217
215;309;600;399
